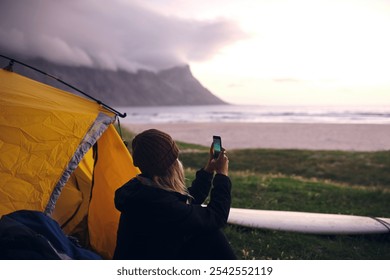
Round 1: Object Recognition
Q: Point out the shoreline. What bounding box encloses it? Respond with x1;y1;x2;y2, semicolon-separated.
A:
122;122;390;151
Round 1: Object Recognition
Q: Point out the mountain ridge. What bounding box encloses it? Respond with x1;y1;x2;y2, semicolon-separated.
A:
0;56;226;107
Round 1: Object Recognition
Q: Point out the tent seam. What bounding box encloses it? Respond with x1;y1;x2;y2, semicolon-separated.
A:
44;113;115;215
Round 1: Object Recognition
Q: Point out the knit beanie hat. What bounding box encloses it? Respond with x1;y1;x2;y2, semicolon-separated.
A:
131;129;179;176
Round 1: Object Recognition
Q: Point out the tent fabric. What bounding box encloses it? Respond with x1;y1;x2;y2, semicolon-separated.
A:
44;112;114;215
0;69;114;215
88;124;139;258
52;148;95;242
0;69;140;258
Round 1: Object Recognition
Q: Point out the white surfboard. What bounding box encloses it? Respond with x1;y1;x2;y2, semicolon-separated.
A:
228;208;390;235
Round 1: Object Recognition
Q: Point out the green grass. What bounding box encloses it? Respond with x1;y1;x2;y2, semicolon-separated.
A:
227;172;390;260
119;127;390;259
181;148;390;189
224;226;390;260
181;149;390;260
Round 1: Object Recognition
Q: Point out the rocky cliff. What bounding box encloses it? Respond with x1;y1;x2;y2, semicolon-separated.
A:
1;57;226;106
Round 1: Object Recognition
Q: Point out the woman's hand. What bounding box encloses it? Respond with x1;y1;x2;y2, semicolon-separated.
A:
204;143;216;173
204;144;229;176
215;148;229;176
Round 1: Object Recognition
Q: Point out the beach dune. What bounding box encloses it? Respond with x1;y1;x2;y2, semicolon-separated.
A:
123;122;390;151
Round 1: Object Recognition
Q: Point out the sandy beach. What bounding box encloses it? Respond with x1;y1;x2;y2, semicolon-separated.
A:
123;122;390;151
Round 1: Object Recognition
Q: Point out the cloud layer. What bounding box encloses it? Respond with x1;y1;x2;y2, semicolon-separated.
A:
0;0;246;71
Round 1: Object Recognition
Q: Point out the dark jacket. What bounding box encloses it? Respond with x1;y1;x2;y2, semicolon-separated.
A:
113;169;232;260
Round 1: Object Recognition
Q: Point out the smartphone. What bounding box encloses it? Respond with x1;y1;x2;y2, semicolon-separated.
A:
213;135;222;159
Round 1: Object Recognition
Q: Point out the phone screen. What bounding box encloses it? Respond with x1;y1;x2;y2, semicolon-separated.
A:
213;136;222;158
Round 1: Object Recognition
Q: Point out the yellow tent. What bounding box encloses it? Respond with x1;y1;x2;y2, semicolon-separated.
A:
0;68;139;259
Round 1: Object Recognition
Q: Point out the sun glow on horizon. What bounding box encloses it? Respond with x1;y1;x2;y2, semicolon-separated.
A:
187;0;390;106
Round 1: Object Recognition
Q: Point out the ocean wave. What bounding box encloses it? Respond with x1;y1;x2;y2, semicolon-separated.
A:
119;105;390;124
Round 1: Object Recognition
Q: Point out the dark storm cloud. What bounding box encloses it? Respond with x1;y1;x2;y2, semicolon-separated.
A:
0;0;246;71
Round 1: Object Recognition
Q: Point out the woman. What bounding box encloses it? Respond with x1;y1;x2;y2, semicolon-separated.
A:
113;129;236;260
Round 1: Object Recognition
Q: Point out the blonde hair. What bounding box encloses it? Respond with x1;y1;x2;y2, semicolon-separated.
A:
152;159;188;195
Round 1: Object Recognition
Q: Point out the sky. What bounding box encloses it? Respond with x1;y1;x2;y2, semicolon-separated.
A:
1;0;389;106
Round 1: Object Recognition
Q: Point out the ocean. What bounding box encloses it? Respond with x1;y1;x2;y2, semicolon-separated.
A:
117;104;390;124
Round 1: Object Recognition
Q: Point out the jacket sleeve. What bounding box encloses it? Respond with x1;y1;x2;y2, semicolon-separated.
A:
207;174;232;224
176;173;232;234
187;169;213;205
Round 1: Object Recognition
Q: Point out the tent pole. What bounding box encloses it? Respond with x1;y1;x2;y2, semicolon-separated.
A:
0;54;127;118
3;58;14;72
